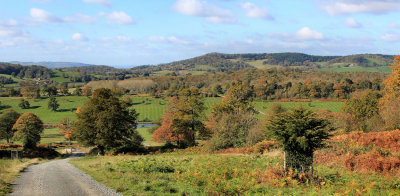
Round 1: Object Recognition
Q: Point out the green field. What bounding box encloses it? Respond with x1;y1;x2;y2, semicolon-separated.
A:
40;128;67;144
70;153;400;195
0;96;89;124
137;127;164;146
0;96;343;124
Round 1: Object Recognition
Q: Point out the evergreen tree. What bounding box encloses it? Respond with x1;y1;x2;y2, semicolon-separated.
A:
266;107;330;172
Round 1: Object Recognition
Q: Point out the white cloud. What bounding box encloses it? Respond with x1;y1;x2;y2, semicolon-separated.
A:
30;8;62;23
64;14;97;23
100;35;132;42
83;0;110;7
240;2;273;20
0;20;28;38
102;11;133;24
173;0;236;24
148;36;191;45
72;33;88;41
295;27;324;40
344;18;362;28
322;0;400;15
0;28;21;37
380;33;400;42
0;19;19;27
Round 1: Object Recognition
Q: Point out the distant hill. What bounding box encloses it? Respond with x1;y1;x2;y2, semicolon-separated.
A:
8;61;93;68
129;52;394;76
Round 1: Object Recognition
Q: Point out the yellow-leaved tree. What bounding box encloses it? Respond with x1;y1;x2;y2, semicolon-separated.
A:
380;55;400;130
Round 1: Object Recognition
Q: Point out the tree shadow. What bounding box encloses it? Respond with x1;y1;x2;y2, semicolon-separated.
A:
28;106;41;109
0;105;11;110
57;108;76;112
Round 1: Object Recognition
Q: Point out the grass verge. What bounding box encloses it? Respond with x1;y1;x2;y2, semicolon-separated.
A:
0;158;41;195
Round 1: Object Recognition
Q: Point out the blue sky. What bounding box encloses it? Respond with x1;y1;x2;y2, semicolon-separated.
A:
1;0;400;67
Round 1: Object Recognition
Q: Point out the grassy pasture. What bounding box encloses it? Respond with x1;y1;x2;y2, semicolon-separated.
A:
40;128;67;144
70;152;400;195
0;96;88;124
0;96;343;124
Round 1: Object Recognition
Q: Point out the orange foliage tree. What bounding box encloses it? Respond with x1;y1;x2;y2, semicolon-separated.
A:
152;98;180;142
152;88;206;147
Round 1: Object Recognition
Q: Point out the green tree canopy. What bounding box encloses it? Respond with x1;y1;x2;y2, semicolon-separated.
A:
206;80;257;151
48;96;60;112
266;107;330;172
12;112;43;150
73;88;143;155
18;99;30;109
0;109;20;143
342;90;381;132
211;80;254;114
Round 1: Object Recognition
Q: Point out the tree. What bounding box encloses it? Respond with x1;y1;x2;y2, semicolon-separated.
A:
18;99;30;109
206;80;257;151
73;87;82;96
73;88;143;155
60;83;69;95
211;79;253;114
57;118;74;143
42;85;58;97
20;81;40;98
152;88;206;147
48;96;60;112
342;91;381;132
171;88;206;147
266;107;330;172
380;55;400;108
12;112;44;150
207;111;258;151
153;98;180;143
0;109;20;143
82;86;92;97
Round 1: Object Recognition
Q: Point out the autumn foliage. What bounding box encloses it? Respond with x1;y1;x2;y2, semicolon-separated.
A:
152;98;181;142
380;55;400;108
315;130;400;175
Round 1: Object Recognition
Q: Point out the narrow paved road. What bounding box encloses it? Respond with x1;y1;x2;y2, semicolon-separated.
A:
11;153;121;196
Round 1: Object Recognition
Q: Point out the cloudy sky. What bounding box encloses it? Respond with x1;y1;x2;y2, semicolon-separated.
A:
1;0;400;67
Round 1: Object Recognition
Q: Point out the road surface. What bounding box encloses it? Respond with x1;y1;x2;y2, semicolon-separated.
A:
11;153;121;196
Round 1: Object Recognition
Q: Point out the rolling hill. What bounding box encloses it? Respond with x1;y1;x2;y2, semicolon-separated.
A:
130;52;394;76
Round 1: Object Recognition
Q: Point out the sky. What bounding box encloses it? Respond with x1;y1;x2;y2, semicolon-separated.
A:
1;0;400;67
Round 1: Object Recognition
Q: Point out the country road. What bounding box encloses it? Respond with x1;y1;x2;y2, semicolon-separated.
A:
10;153;122;196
